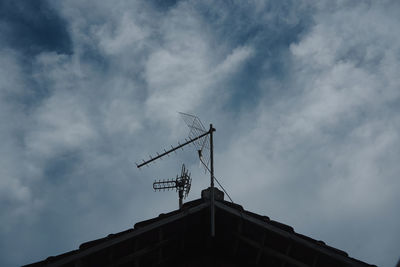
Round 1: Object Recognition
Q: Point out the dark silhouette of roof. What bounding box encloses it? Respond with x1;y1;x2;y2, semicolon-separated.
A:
24;188;375;267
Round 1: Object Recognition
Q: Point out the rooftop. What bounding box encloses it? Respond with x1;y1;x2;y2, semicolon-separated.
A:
25;188;375;267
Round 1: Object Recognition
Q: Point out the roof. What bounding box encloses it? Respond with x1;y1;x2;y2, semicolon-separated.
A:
25;188;376;267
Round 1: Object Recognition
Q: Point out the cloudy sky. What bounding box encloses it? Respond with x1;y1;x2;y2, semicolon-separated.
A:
1;0;399;266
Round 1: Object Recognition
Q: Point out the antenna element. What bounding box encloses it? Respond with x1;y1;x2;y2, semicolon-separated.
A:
152;164;192;209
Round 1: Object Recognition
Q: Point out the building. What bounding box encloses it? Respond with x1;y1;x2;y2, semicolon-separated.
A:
25;188;375;267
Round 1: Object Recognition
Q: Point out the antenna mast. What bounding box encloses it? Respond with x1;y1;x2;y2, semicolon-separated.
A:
209;123;215;237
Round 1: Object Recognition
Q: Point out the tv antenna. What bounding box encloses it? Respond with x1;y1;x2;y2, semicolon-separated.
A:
136;113;216;236
153;164;192;209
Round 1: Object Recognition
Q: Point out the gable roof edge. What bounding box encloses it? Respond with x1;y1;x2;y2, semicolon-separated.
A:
214;201;375;267
44;202;210;267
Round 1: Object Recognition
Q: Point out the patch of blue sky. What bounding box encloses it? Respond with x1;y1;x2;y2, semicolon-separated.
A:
0;0;73;113
42;151;82;186
150;0;180;11
0;0;72;56
226;25;309;111
197;2;313;112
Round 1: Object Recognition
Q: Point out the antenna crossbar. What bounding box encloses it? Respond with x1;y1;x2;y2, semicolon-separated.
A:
136;128;213;168
153;180;177;190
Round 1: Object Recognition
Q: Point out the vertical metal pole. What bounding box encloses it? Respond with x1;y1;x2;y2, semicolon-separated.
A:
210;124;215;237
179;189;183;209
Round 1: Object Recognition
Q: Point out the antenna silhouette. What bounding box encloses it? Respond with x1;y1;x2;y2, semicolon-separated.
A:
153;164;192;209
136;113;216;236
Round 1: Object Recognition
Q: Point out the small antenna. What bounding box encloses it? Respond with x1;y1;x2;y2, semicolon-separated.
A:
153;164;192;209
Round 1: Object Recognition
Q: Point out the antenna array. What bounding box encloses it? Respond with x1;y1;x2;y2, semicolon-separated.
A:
136;113;216;236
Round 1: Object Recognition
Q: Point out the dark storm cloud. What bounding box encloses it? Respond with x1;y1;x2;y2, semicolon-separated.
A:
0;1;399;266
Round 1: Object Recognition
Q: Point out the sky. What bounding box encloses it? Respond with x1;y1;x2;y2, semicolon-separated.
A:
0;0;399;266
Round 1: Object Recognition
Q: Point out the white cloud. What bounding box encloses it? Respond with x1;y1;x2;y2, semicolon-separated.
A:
94;13;149;55
215;2;400;265
1;1;400;266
